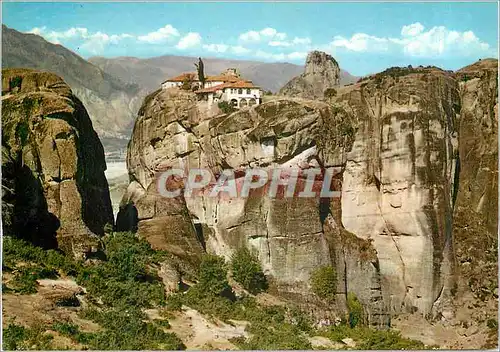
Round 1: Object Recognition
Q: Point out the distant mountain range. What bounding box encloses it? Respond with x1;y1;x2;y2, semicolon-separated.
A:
88;55;358;94
2;25;142;141
2;24;358;150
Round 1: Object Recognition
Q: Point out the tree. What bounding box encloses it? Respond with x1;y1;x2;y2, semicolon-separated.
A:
218;101;236;114
198;254;231;296
310;266;337;301
347;292;364;328
181;75;194;90
194;57;205;87
231;247;268;294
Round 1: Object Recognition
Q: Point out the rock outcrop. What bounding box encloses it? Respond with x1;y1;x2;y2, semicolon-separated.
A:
279;51;340;99
336;66;461;318
453;59;498;305
116;57;495;326
1;68;114;258
115;50;500;331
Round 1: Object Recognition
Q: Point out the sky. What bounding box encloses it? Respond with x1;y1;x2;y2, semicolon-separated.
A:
2;2;499;76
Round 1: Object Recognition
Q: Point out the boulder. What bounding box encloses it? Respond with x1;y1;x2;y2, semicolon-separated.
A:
1;68;113;258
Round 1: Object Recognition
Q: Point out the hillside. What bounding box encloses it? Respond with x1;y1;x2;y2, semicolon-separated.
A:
89;55;358;93
1;25;143;142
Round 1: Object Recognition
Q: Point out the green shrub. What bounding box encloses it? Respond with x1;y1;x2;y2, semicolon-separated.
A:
76;232;166;308
2;323;28;350
231;247;268;294
487;318;498;329
310;266;337;302
2;323;54;350
10;76;22;90
324;88;337;98
359;329;426;349
218;101;236;114
321;324;426;349
10;266;58;294
79;307;185;350
197;254;232;296
238;321;312;350
347;292;364;328
15;122;30;146
52;322;80;337
4;233;187;350
165;293;184;311
3;236;81;276
153;319;171;329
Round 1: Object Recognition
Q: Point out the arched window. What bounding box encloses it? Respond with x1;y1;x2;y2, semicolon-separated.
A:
246;89;251;94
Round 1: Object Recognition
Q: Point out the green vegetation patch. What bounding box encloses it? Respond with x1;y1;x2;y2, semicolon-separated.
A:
310;266;337;302
218;101;236;114
320;324;427;349
231;247;268;294
3;323;54;350
78;307;184;350
347;292;364;328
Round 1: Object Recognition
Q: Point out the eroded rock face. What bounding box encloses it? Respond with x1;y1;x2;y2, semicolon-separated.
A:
279;51;340;99
1;68;113;258
453;59;498;306
118;61;496;326
336;67;461;317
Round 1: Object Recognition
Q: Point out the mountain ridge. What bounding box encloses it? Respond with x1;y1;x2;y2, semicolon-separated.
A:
88;55;358;93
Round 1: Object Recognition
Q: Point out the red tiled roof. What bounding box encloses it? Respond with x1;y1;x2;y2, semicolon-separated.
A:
195;83;226;93
195;80;260;94
163;72;198;83
225;80;260;89
205;75;240;82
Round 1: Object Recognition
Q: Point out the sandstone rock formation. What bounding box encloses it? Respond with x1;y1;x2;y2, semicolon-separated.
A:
279;51;341;99
117;58;498;327
452;59;498;307
336;66;461;318
1;68;114;258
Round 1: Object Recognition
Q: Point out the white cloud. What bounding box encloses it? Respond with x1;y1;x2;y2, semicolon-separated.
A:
268;41;291;47
137;25;179;43
231;45;251;55
28;26;132;53
253;50;308;61
176;32;202;50
292;37;311;45
255;50;286;61
330;23;492;57
203;43;229;53
239;27;287;42
401;22;425;37
268;36;311;47
287;51;308;60
332;33;390;52
239;30;260;42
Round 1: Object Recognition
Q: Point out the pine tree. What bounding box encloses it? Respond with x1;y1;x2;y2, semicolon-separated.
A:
194;57;205;87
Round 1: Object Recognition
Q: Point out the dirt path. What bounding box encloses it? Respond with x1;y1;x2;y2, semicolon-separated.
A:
166;306;248;350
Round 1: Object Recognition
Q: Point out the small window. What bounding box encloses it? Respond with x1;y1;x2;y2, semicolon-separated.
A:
246;89;251;94
238;88;243;94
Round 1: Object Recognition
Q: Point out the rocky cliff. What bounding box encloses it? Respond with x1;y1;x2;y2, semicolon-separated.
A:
452;59;498;309
1;68;114;258
114;56;499;327
279;51;341;99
